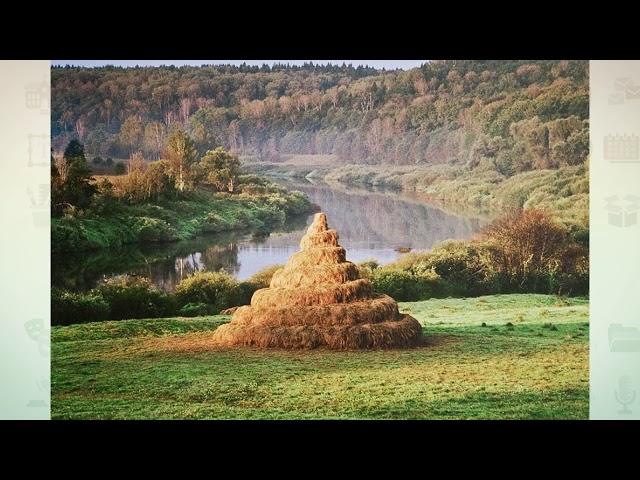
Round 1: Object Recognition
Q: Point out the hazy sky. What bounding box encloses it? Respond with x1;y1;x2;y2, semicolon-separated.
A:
51;60;425;70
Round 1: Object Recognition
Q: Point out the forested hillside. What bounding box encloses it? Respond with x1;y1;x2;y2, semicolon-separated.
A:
51;60;589;175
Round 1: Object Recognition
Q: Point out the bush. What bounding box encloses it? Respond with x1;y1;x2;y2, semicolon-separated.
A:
114;162;126;175
131;216;176;242
248;264;283;288
480;208;588;294
52;288;110;325
253;202;287;227
279;191;312;216
356;259;379;278
175;271;242;313
178;302;214;317
407;240;499;296
370;267;447;301
200;212;232;233
51;218;85;252
95;275;175;320
236;281;260;306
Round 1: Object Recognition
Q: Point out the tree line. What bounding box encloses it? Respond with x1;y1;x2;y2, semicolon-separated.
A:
52;60;589;175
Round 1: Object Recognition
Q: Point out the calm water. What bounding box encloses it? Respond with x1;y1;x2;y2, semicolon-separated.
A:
52;179;486;292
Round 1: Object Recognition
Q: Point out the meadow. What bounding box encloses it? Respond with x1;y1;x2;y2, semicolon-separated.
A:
51;294;589;419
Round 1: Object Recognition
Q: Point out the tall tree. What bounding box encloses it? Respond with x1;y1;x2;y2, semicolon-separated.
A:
195;147;241;193
119;115;144;154
164;128;197;192
59;140;96;210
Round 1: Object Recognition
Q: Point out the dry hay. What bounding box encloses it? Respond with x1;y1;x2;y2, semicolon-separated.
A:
213;314;422;350
212;212;423;350
270;262;359;288
233;294;400;327
286;246;347;268
252;279;372;307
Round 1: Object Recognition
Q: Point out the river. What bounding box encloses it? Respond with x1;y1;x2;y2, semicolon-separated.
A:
52;179;487;292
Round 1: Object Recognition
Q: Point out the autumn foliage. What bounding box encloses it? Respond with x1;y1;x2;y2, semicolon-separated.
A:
479;209;588;294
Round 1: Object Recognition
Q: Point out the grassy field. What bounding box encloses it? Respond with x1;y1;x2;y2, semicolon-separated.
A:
51;294;589;419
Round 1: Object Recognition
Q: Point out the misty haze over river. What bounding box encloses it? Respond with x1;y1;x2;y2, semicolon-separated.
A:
53;179;487;292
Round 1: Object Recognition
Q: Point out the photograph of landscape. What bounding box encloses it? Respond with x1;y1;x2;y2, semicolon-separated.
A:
50;60;590;419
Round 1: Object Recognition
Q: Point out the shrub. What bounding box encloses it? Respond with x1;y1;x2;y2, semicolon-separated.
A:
357;259;379;279
253;202;287;227
130;216;176;242
408;240;499;296
279;191;312;216
236;281;260;306
480;208;588;294
52;288;110;325
178;302;214;317
51;218;85;252
175;271;242;313
200;213;232;233
114;162;126;175
370;267;447;301
248;264;283;288
95;275;175;320
229;208;255;229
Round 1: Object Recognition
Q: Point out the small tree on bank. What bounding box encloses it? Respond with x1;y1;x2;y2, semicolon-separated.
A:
164;128;197;192
51;140;96;215
194;147;241;193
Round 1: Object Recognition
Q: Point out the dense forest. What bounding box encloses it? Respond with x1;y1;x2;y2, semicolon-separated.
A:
51;60;589;175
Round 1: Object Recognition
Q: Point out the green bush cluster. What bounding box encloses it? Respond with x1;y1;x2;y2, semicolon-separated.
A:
51;288;110;326
95;275;176;320
178;302;213;317
401;240;500;297
369;268;448;302
52;275;174;325
51;265;283;326
131;217;177;242
175;271;243;314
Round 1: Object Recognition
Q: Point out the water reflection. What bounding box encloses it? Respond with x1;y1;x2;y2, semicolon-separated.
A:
52;179;487;292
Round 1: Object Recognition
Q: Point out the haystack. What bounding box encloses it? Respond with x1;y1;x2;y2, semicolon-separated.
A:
212;212;422;349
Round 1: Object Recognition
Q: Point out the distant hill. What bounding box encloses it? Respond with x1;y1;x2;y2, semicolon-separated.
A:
51;60;589;176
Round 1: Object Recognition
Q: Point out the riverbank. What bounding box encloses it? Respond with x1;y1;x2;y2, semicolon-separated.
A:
246;162;589;229
51;293;589;419
52;188;314;253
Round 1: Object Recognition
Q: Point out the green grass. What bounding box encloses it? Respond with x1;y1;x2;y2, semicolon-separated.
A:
51;294;589;419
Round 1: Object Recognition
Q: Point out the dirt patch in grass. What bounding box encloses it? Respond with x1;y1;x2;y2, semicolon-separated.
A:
97;330;461;360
